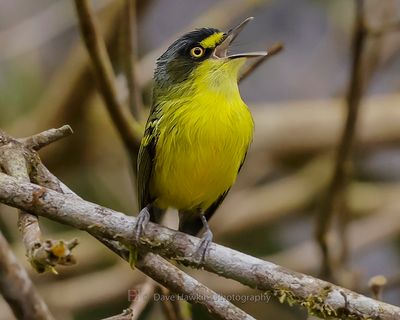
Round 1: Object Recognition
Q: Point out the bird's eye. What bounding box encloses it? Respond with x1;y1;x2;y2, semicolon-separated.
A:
190;46;205;58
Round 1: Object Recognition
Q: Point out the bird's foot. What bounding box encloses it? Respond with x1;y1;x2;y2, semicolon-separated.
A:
193;228;213;266
134;206;151;244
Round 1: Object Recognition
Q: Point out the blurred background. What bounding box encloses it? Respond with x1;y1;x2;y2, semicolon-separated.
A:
0;0;400;319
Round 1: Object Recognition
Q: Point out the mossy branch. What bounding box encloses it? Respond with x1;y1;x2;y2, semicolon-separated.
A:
0;126;398;320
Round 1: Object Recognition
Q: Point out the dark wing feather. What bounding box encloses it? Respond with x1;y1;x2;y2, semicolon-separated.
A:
137;106;160;211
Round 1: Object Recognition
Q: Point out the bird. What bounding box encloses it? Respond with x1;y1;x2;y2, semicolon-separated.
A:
135;17;267;263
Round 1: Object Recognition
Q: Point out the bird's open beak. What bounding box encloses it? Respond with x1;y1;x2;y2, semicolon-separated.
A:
213;17;268;59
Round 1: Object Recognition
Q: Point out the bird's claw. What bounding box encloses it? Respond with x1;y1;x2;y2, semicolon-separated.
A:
193;228;213;266
134;207;151;244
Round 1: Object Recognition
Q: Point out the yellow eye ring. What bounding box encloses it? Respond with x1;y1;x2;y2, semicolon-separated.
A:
190;46;205;58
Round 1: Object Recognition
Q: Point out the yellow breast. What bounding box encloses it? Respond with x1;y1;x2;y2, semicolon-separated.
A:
151;75;253;210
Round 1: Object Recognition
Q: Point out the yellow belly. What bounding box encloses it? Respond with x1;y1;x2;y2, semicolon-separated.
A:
150;95;253;211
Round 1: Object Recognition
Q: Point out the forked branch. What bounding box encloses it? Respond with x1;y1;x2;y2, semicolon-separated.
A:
0;171;399;319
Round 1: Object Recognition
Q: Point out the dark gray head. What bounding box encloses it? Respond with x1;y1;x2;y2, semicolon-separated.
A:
152;17;268;94
153;28;224;86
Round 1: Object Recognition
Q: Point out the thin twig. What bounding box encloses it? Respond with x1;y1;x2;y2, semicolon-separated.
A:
158;286;191;320
74;0;142;155
315;0;367;279
158;286;180;320
101;309;134;320
238;42;283;83
129;279;157;320
0;230;54;319
20;125;73;151
1;173;399;319
122;0;145;120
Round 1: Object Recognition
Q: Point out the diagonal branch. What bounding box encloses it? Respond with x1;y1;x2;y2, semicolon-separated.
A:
138;252;253;320
74;0;142;155
129;279;157;320
19;125;73;151
0;173;399;319
101;309;134;320
1;128;254;320
95;237;254;320
238;42;283;83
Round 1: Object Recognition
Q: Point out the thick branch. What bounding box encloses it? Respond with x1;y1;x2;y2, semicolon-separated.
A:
0;230;54;320
0;174;399;319
0;127;253;320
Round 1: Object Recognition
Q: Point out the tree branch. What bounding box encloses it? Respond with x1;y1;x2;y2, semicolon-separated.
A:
0;230;54;320
0;129;78;273
121;0;145;120
238;42;283;83
315;0;367;279
1;128;254;319
19;125;73;151
129;279;157;320
95;237;254;320
158;285;190;320
74;0;142;155
0;173;399;319
101;309;134;320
